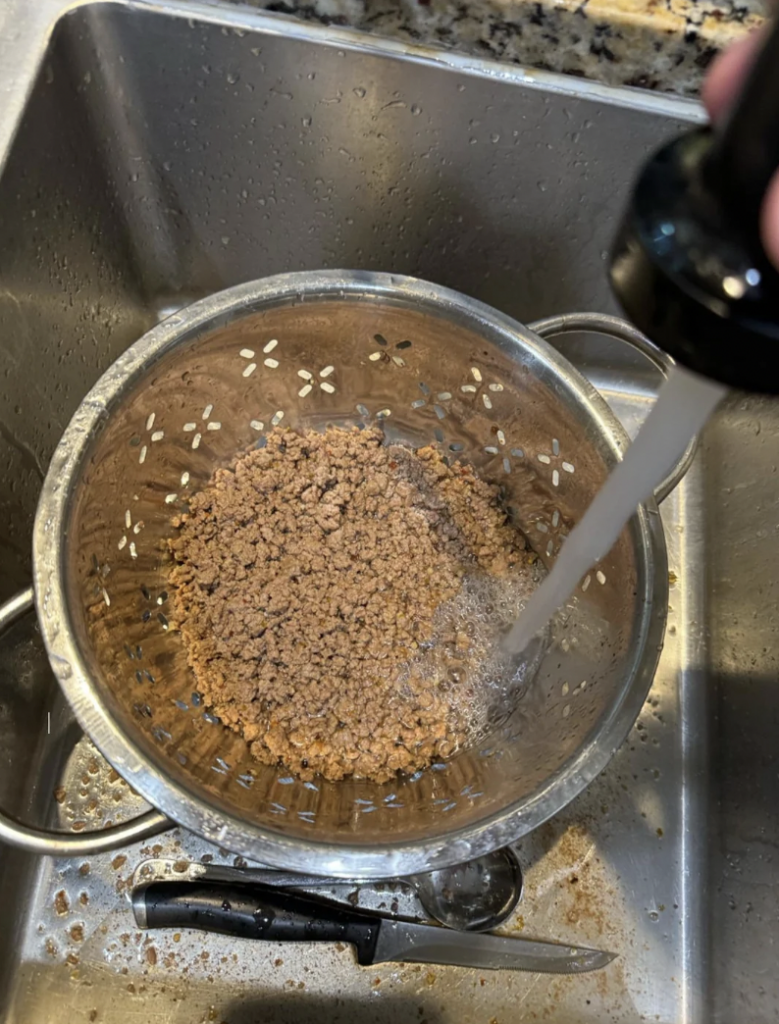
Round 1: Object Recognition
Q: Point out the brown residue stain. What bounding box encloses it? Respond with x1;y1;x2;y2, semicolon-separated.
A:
145;946;158;966
173;859;190;873
78;863;90;877
54;890;70;916
66;952;80;966
111;854;127;871
533;821;613;939
556;823;590;863
45;937;58;958
79;892;89;907
53;786;66;804
563;868;606;935
595;964;612;998
69;923;84;943
115;873;131;895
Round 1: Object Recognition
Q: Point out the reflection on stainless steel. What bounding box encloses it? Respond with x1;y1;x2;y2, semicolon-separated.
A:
0;0;776;1020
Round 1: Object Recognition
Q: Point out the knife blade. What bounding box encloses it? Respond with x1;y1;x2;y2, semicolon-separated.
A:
372;920;614;974
132;878;615;974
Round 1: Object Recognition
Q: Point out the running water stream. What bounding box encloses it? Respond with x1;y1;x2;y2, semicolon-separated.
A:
504;364;728;655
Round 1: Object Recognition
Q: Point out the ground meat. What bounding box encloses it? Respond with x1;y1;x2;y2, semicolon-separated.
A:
167;426;527;783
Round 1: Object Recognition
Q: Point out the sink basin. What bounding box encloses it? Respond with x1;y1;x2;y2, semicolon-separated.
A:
0;2;776;1021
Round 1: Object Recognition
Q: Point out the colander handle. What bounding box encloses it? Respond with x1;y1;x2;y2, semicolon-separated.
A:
527;312;697;503
0;587;171;856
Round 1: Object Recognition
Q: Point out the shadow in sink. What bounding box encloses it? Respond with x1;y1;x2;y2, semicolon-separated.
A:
709;671;779;1023
221;993;448;1024
10;959;455;1024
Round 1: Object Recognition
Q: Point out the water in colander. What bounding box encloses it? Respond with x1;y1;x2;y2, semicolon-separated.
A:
408;563;550;745
504;364;727;655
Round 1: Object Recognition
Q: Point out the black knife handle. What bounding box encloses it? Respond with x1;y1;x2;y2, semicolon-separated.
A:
135;881;382;965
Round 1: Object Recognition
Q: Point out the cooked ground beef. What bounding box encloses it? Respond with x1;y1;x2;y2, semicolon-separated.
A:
167;425;527;782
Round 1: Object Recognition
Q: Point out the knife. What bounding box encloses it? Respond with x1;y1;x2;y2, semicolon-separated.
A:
132;879;615;974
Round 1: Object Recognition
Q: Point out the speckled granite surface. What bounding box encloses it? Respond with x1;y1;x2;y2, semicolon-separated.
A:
244;0;765;94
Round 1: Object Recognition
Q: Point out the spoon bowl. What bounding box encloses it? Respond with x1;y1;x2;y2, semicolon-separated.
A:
412;847;522;932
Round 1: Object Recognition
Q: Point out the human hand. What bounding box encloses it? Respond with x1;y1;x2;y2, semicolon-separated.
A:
703;25;779;269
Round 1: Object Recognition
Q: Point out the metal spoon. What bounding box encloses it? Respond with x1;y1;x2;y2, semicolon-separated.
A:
134;848;522;933
409;847;523;932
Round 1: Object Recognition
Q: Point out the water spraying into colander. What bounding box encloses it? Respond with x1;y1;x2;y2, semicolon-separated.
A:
504;365;726;655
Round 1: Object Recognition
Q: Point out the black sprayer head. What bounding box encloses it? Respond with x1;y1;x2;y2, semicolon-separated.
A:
610;19;779;394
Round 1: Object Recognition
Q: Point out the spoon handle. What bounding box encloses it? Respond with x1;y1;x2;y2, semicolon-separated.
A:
133;857;412;893
201;864;411;891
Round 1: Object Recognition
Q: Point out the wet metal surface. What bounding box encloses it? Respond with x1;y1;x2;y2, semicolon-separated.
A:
0;1;776;1021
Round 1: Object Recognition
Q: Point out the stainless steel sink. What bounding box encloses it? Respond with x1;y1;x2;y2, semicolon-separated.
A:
0;2;776;1021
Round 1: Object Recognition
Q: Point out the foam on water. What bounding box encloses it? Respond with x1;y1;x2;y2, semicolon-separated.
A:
420;561;550;740
504;365;727;655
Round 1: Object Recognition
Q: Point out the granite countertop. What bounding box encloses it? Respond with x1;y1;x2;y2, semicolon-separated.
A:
248;0;765;95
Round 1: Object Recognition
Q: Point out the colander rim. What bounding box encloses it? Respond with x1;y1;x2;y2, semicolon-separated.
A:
32;269;667;876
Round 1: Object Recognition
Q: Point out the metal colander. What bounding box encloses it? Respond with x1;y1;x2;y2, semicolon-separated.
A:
24;271;676;876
